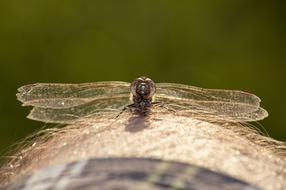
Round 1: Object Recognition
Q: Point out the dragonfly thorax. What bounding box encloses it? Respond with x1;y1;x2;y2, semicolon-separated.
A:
132;96;152;110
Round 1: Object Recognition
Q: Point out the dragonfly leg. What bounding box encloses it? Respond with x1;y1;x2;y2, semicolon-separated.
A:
151;101;176;114
115;104;135;118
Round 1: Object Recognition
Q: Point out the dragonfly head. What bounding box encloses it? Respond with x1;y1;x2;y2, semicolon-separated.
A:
131;76;156;99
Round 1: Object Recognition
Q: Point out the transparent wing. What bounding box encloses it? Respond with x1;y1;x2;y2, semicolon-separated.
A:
27;96;131;124
17;82;131;123
17;82;130;108
156;83;268;122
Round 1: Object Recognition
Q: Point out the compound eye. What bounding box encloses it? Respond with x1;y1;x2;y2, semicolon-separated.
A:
148;79;156;97
130;79;139;96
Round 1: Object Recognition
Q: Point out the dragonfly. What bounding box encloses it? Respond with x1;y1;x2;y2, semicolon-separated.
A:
17;76;268;124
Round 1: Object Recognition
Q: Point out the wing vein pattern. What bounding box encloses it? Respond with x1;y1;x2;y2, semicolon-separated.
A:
17;82;131;123
155;83;268;122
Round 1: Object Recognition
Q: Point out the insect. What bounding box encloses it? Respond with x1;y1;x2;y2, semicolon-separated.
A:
17;76;268;124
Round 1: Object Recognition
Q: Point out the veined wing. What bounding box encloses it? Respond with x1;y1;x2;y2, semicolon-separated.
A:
27;96;131;124
155;83;268;122
17;82;130;108
17;82;131;123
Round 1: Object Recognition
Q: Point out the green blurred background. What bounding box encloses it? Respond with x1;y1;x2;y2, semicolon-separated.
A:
0;1;285;160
